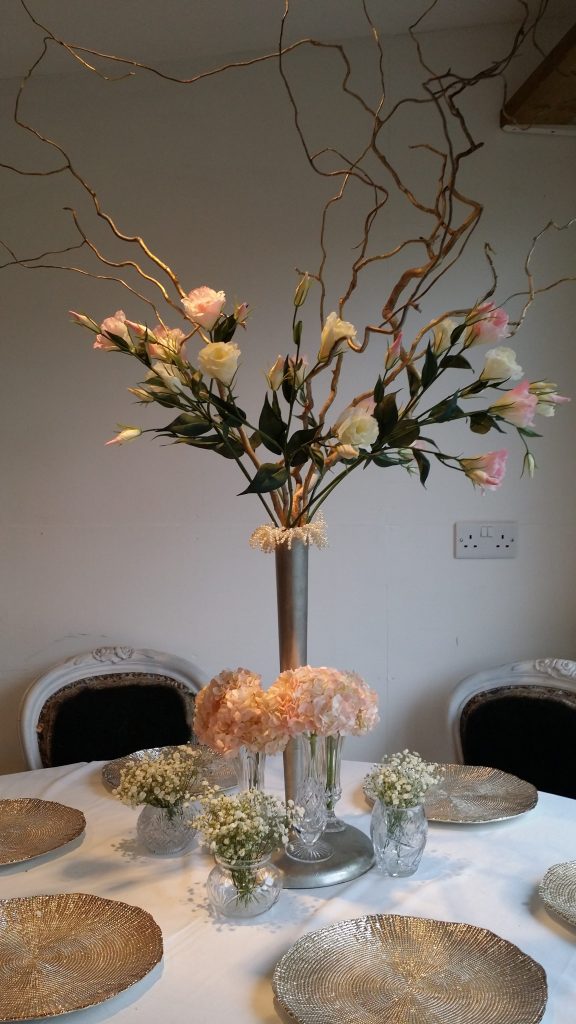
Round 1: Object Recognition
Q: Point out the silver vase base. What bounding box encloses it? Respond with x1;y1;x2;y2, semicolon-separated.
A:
274;824;374;888
286;838;333;863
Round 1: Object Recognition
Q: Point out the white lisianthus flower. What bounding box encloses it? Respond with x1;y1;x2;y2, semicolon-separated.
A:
152;360;188;393
334;400;378;451
431;318;455;355
198;341;240;386
480;347;523;382
318;312;357;362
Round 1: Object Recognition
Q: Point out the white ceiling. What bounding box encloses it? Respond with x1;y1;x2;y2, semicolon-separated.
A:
1;0;574;80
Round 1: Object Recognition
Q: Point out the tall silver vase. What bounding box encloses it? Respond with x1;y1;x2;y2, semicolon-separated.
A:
273;538;374;887
275;539;308;804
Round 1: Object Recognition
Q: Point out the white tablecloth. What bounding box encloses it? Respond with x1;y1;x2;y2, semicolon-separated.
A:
0;758;575;1024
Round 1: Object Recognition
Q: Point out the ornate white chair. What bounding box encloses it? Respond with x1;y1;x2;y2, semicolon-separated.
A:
449;658;576;798
19;646;207;769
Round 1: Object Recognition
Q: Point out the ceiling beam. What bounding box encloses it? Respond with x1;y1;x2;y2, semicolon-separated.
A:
501;23;576;135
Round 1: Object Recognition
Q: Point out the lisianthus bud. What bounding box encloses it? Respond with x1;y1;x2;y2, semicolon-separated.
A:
294;273;311;308
522;452;537;478
385;334;402;370
105;425;142;446
69;311;99;332
431;318;456;355
266;355;285;390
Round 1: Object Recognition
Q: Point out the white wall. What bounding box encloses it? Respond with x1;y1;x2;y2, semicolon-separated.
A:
1;15;575;772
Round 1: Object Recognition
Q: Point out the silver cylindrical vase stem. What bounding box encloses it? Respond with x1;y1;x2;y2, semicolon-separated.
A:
275;539;308;804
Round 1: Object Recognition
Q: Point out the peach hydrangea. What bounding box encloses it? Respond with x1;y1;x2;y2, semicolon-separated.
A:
267;666;379;737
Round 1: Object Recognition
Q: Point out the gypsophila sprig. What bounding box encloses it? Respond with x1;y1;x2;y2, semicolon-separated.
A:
194;788;302;863
364;750;442;809
113;745;203;814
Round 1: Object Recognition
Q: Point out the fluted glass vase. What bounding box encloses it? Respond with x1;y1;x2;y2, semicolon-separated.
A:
323;733;345;832
238;747;266;791
287;733;331;862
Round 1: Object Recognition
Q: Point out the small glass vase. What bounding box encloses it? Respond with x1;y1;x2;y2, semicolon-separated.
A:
238;747;267;791
287;733;331;862
136;803;194;855
324;733;346;832
206;853;282;918
370;800;428;877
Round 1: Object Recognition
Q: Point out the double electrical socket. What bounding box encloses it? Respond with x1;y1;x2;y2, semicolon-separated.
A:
454;521;518;559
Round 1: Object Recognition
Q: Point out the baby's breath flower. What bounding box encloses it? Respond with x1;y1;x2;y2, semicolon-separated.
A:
194;788;300;864
112;745;204;812
364;750;442;809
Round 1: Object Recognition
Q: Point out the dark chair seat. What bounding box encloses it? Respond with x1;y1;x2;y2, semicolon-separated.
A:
38;673;195;767
460;684;576;799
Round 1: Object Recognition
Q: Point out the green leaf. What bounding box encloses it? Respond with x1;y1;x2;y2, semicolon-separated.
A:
213;315;237;342
450;323;468;346
413;450;430;486
406;362;421;398
388;419;420;447
421;345;438;389
286;427;318;467
208;394;247;428
370;452;397;468
374;394;398;438
293;320;303;346
373;376;384;405
239;464;288;494
460;380;491;397
258;394;287;455
517;426;543;438
428;394;464;422
165;413;212;437
440;354;473;370
469;411;500;434
248;430;262;449
281;357;295;404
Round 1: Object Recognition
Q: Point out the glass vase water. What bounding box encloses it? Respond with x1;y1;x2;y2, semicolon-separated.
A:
206;853;282;918
287;732;331;862
136;803;194;855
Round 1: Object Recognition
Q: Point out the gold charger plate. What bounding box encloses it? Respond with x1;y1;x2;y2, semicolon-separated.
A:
0;893;163;1021
0;798;86;865
539;860;576;928
363;764;538;823
272;914;547;1024
102;744;238;792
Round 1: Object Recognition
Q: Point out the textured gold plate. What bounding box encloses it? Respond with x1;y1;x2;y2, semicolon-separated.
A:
0;799;86;865
539;861;576;928
0;893;163;1021
364;764;538;823
273;914;547;1024
102;744;238;792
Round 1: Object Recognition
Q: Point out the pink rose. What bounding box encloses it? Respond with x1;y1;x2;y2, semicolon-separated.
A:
459;450;508;491
464;302;509;347
181;286;226;330
489;380;537;427
95;310;130;351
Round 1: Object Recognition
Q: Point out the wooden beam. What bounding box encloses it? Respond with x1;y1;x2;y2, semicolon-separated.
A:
502;23;576;132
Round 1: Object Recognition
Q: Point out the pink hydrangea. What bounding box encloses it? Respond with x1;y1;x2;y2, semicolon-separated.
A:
193;668;261;754
267;666;379;737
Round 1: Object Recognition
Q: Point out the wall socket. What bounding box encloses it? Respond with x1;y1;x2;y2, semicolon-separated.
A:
454;521;518;559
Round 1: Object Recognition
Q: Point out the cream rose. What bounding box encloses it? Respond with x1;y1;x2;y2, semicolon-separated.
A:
318;312;357;362
181;286;226;330
480;347;523;382
334;401;378;451
198;341;240;386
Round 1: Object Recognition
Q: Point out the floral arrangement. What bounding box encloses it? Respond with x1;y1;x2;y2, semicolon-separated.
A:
112;745;203;814
193;665;379;755
69;291;568;534
364;750;442;809
267;666;379;737
194;788;302;902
